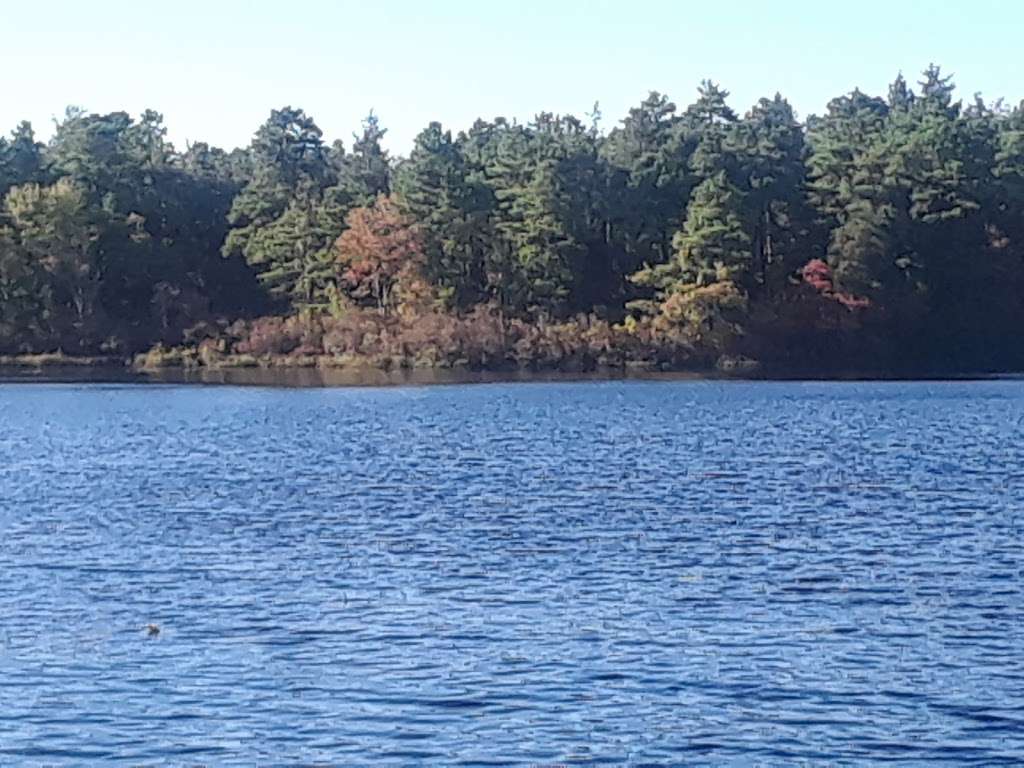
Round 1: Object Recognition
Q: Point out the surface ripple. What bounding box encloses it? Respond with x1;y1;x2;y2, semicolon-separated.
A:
1;380;1023;765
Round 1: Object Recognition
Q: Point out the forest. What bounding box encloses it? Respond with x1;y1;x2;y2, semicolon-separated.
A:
2;65;1023;375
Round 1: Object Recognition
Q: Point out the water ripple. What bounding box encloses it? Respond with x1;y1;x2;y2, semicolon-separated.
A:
0;380;1023;765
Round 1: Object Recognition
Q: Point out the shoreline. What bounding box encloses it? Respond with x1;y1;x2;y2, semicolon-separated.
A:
0;354;1017;388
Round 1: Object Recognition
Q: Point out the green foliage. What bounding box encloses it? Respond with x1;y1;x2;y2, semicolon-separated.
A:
348;112;391;203
1;109;266;353
3;65;1024;374
1;179;106;349
395;121;488;308
601;91;683;275
223;107;392;309
222;107;330;304
0;122;45;198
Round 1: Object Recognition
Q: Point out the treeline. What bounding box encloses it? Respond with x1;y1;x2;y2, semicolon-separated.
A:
3;66;1024;373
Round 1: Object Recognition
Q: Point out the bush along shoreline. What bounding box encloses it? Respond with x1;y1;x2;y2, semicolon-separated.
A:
4;66;1024;378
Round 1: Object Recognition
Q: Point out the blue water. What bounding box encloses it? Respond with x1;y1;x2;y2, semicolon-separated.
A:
1;380;1023;766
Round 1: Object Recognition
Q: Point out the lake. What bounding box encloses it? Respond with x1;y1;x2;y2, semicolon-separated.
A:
1;380;1022;765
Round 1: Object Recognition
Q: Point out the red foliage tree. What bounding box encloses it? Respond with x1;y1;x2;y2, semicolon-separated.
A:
335;196;427;316
801;259;870;309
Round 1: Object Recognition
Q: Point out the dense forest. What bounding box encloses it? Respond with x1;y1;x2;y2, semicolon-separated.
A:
2;66;1023;374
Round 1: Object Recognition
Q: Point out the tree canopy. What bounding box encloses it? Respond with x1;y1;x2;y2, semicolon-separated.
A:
2;67;1023;374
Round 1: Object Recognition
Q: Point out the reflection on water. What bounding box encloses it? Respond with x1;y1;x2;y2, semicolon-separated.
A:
1;380;1023;765
0;364;709;389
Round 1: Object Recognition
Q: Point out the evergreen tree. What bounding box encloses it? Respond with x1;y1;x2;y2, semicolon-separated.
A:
632;172;750;308
994;102;1024;247
736;94;810;295
396;122;488;308
601;92;681;272
0;67;1022;371
674;172;752;287
0;122;45;198
683;80;738;126
223;107;339;307
347;111;391;203
483;117;586;316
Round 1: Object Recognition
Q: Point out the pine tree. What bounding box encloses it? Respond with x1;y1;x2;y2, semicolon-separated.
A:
601;92;681;272
0;122;45;199
483;118;586;316
632;171;751;308
887;74;915;112
737;94;810;296
396;122;489;308
675;172;752;287
806;89;890;230
223;107;340;307
347;111;391;203
683;80;738;126
994;102;1024;247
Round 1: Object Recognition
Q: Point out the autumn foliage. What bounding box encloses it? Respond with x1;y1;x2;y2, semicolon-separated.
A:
335;196;426;317
801;259;870;310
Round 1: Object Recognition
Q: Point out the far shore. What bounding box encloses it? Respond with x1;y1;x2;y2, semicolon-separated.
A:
0;353;1015;388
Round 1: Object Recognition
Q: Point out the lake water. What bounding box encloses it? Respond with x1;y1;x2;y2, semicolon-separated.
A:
1;380;1023;765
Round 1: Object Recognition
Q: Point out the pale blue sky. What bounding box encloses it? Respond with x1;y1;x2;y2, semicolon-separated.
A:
2;0;1020;154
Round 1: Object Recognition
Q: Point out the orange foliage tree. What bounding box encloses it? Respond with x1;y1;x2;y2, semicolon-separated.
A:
334;196;426;316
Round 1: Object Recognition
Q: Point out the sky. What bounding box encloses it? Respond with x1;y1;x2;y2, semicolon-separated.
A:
2;0;1020;155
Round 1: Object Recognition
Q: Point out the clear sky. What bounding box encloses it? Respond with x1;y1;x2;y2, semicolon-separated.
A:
2;0;1020;154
